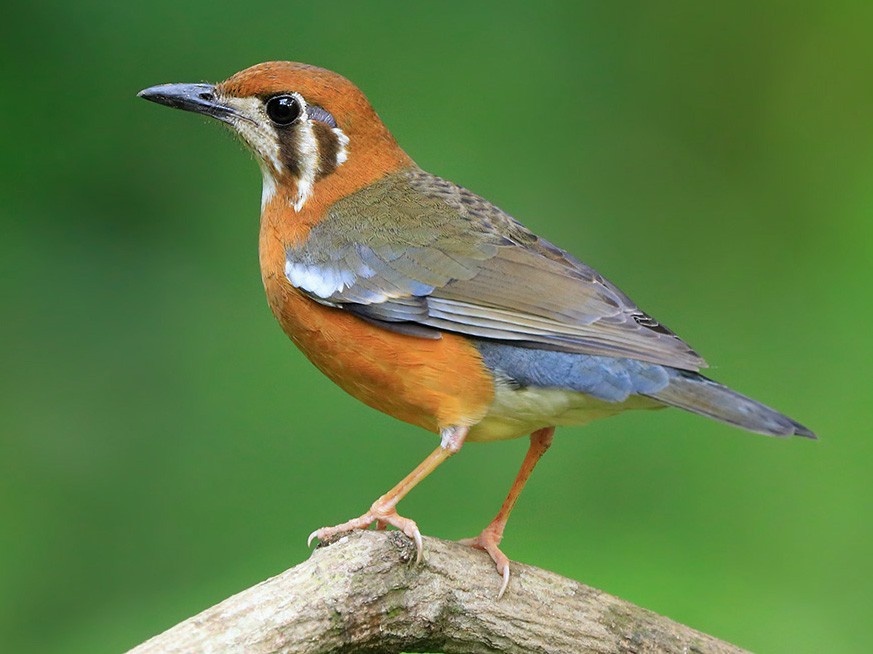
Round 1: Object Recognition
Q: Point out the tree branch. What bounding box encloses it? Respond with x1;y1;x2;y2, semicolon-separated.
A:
127;530;748;653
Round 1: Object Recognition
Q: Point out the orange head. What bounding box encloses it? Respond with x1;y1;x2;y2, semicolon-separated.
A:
139;62;413;212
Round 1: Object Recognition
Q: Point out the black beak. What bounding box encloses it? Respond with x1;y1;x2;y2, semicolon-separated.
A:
137;83;239;123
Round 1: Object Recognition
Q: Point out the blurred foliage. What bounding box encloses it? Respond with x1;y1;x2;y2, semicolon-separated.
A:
1;2;871;653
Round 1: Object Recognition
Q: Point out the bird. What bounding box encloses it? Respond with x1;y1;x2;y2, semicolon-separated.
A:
139;62;815;598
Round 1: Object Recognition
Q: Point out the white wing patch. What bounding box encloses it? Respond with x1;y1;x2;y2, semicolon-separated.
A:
285;261;368;299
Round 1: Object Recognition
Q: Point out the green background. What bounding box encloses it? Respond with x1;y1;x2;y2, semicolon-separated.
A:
2;2;870;652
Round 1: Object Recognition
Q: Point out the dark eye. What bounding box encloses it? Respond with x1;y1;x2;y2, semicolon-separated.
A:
265;95;302;126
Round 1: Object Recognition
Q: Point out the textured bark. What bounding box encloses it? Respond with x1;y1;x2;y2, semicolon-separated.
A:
127;530;748;654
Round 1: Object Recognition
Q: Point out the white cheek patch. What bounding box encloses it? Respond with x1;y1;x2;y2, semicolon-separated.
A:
333;127;350;166
224;96;284;174
293;113;319;213
220;93;349;214
260;165;277;210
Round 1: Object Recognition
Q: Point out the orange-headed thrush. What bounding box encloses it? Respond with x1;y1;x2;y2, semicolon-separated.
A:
139;62;815;598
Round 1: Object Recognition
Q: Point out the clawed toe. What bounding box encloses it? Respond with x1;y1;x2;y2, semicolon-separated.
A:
497;562;510;600
308;507;424;563
460;527;512;599
307;512;373;547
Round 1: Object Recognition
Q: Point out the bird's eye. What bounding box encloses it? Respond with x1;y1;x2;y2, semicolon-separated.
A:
265;95;302;126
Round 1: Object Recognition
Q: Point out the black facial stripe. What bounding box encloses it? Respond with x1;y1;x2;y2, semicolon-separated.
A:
312;122;341;178
276;125;302;178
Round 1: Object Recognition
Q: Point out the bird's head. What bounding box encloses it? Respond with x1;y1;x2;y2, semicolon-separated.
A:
139;62;412;212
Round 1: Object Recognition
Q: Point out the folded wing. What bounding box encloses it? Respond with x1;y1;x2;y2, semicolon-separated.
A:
285;168;706;371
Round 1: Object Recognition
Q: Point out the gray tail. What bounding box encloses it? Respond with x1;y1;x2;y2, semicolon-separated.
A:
646;370;816;438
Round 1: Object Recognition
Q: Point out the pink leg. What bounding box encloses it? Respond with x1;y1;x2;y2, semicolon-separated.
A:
460;426;555;598
308;426;468;562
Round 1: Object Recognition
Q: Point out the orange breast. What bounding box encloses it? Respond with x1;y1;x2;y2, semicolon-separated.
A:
258;204;494;434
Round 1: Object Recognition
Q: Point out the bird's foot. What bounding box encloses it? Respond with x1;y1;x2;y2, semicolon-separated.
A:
307;502;424;563
459;523;511;599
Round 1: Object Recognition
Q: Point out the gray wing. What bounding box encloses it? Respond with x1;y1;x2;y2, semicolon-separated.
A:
285;168;706;371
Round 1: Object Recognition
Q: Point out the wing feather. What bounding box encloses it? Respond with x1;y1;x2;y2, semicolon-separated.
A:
285;168;706;371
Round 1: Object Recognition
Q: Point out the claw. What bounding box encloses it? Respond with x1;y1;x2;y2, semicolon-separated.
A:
497;563;510;600
306;513;373;549
307;506;424;562
384;513;423;563
460;526;512;599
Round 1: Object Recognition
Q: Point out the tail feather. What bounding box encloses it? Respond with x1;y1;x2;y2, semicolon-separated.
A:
646;370;816;438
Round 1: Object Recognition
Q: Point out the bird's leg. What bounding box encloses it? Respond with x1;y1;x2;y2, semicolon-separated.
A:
460;426;555;598
308;425;468;562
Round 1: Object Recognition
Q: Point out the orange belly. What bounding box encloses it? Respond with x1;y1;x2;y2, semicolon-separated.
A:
257;173;494;434
260;265;494;434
